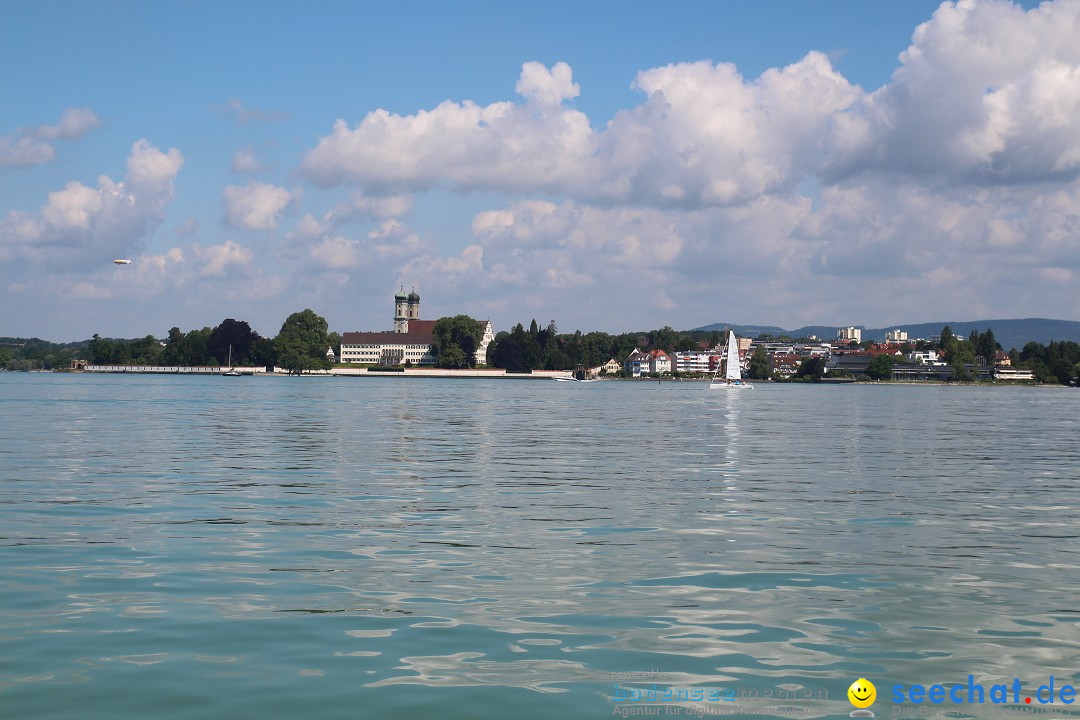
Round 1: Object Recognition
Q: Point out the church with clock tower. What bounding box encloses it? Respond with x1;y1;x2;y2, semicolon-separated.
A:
338;289;494;366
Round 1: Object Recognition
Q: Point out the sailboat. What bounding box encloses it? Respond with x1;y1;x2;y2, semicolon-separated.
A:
222;345;243;376
710;331;753;389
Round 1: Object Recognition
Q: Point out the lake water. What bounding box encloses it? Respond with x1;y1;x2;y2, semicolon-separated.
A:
2;374;1079;719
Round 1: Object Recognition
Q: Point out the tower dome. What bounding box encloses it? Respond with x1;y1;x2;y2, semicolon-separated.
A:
407;290;420;303
395;288;408;301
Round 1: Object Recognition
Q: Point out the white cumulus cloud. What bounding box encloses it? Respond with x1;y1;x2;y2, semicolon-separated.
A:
223;181;301;230
826;0;1080;184
300;56;859;207
0;139;183;271
194;239;255;277
516;61;580;106
0;107;101;167
301;61;594;194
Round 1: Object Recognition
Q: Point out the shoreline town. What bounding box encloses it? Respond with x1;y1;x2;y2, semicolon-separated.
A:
7;289;1080;386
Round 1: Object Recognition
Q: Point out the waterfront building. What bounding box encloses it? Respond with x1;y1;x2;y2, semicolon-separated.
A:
624;349;650;377
624;348;672;377
770;353;802;378
672;350;719;374
993;367;1034;381
825;354;871;377
339;289;493;366
906;349;945;366
890;361;953;382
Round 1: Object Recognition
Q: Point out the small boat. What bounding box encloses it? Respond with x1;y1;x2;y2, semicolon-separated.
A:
222;345;243;376
710;331;753;389
553;364;599;382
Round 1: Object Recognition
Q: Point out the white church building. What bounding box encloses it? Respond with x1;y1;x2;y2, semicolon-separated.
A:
339;289;494;366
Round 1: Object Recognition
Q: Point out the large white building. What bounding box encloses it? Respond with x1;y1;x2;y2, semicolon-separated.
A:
837;326;862;344
672;350;720;374
339;289;493;366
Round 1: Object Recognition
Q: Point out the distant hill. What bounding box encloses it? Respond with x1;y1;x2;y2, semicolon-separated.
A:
692;318;1080;350
0;337;90;351
690;324;789;337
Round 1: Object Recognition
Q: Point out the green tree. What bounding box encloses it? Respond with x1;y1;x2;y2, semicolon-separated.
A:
130;335;164;365
88;334;110;364
976;329;997;364
208;319;260;366
275;309;331;373
509;323;541;369
431;315;483;369
746;346;771;380
251;336;277;368
867;354;896;380
1021;340;1080;384
950;363;972;381
796;357;827;381
184;328;213;365
491;336;528;372
652;326;680;352
938;325;954;350
162;327;185;365
435;345;469;369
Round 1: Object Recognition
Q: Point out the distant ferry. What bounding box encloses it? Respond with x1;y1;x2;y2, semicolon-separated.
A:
113;259;132;265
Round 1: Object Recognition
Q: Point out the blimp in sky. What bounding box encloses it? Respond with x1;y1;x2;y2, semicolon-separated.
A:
113;259;132;265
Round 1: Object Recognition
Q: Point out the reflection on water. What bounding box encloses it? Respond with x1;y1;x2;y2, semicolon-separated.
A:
1;374;1079;719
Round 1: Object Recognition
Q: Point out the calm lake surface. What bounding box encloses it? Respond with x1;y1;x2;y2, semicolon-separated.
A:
2;374;1079;719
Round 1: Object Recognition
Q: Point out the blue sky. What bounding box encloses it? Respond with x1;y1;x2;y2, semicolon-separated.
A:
2;0;1075;342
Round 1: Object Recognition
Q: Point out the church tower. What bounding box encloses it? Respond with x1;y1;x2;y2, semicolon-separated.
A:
394;288;409;333
407;289;420;320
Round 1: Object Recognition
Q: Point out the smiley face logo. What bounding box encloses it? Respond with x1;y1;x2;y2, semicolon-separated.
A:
848;678;876;709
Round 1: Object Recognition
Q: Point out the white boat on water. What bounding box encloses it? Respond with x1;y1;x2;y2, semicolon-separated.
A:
710;331;753;389
553;364;599;382
222;345;246;376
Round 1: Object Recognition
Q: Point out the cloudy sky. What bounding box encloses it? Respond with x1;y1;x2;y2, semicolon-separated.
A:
2;0;1078;342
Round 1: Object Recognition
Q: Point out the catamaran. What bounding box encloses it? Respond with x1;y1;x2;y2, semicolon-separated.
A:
710;331;753;389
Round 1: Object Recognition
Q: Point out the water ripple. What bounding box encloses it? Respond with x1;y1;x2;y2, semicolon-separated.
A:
2;375;1079;718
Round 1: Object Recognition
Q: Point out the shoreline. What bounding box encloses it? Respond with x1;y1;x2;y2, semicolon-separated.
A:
22;366;1068;387
33;366;1062;387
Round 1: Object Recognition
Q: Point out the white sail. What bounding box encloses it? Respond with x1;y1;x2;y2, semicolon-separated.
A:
709;330;752;389
725;331;741;381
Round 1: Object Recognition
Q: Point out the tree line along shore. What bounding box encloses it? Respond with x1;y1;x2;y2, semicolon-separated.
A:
3;309;1079;386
